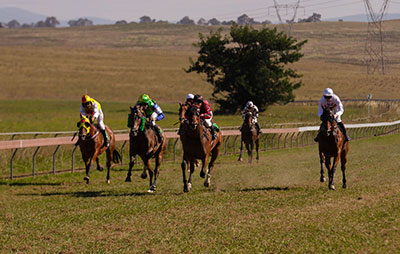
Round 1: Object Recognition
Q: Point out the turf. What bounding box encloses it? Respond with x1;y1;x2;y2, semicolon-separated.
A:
0;134;399;253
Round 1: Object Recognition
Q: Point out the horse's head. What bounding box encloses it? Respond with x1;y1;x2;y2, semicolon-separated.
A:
186;105;201;130
178;102;189;123
320;105;336;137
77;113;92;140
244;110;253;126
130;104;146;136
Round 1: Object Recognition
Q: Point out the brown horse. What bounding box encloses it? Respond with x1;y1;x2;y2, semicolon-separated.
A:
125;105;167;192
178;103;222;192
77;114;121;184
238;110;260;163
318;106;349;190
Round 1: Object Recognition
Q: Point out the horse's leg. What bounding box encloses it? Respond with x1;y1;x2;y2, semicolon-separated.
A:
125;153;135;182
238;140;244;161
324;157;333;190
205;147;219;188
96;158;103;171
319;151;326;182
329;155;341;190
200;154;210;179
84;157;92;184
150;151;162;192
341;148;348;189
140;155;148;179
246;142;252;164
105;148;112;184
187;162;195;191
145;158;155;192
181;159;189;193
255;138;260;161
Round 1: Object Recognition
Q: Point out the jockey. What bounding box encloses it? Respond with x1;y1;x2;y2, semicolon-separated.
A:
315;88;351;142
185;93;195;107
193;94;217;140
136;93;165;142
242;101;261;134
80;95;109;147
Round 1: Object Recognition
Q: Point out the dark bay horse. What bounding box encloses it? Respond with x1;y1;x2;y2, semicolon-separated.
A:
238;110;260;163
318;106;349;190
77;114;120;184
178;103;222;192
125;105;167;192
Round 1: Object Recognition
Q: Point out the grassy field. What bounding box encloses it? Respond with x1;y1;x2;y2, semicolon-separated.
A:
0;133;399;253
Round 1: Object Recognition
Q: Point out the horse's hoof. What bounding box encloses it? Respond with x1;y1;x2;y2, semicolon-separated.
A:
204;181;210;187
342;183;347;189
238;158;243;161
147;189;155;193
200;170;206;178
141;172;147;179
125;177;132;182
106;179;110;184
187;183;192;191
183;186;189;193
320;177;326;183
84;176;89;184
97;167;104;172
329;184;336;190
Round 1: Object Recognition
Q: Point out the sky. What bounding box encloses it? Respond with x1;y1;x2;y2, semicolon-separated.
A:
0;0;398;23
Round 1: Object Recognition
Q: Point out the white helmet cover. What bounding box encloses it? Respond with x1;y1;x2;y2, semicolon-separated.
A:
246;101;254;108
186;93;194;100
323;88;334;96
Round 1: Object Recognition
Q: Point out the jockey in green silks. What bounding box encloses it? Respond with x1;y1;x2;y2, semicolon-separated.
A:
136;94;165;142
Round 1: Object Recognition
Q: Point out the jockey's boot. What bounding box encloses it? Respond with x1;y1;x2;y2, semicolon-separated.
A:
154;125;163;143
337;122;351;141
314;131;320;142
255;122;262;134
101;129;110;147
210;125;217;140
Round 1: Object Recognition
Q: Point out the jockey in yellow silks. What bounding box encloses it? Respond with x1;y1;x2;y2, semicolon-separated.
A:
80;95;109;147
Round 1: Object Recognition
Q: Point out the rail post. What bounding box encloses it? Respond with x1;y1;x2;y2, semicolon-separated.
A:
283;133;289;149
263;135;268;151
120;141;127;166
271;134;276;150
71;144;78;172
290;132;295;148
224;136;230;155
233;135;239;154
32;147;41;177
53;145;61;175
277;133;283;149
173;138;179;161
10;148;18;179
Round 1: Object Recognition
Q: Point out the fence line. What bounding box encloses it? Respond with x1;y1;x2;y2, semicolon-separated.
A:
1;120;400;179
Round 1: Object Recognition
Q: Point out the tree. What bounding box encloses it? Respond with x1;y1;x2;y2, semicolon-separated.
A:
237;14;256;25
208;18;221;26
197;18;207;25
298;13;322;23
178;16;195;25
44;16;60;27
139;16;154;23
186;24;307;113
68;18;93;27
7;20;20;28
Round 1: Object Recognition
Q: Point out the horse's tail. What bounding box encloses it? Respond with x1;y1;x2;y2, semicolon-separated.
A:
113;150;121;164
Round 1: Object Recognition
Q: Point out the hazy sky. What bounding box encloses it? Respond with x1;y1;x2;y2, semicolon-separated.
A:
0;0;398;22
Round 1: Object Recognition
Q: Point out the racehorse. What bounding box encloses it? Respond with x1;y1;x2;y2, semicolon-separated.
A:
125;104;167;192
178;103;222;192
318;105;349;190
238;110;260;163
76;114;120;184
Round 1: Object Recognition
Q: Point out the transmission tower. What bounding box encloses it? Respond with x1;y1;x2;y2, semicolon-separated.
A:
363;0;390;74
269;0;304;36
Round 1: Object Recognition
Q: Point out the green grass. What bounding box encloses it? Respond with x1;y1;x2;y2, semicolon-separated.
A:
0;134;400;253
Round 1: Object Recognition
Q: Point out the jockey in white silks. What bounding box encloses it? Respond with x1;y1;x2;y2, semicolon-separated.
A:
315;88;350;142
242;101;261;134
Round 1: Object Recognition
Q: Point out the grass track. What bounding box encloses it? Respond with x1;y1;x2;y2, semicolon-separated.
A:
0;134;399;253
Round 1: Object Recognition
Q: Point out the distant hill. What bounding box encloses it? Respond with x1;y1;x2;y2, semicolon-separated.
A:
0;7;116;26
324;13;400;22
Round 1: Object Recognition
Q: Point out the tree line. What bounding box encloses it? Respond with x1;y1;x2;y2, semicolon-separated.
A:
0;13;321;29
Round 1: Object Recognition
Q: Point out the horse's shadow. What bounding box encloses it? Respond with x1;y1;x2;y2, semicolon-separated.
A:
18;190;150;198
0;181;62;186
240;186;290;192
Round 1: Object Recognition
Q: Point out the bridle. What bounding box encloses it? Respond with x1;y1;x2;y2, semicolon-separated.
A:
130;105;147;136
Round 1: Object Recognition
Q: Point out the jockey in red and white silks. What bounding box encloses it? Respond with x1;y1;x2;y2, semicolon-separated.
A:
193;94;217;139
